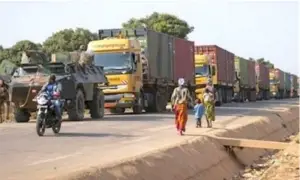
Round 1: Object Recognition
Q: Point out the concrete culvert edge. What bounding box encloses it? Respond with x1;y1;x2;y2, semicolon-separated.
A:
49;106;299;180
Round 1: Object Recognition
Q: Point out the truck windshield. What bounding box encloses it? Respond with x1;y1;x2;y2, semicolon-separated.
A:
195;65;209;77
94;52;133;72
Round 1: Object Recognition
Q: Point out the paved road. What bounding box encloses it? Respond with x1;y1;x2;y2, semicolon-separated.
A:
0;99;298;180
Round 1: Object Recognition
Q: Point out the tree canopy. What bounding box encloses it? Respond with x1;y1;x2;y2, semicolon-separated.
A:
255;58;274;69
43;28;97;54
0;12;278;75
0;40;41;65
122;12;194;39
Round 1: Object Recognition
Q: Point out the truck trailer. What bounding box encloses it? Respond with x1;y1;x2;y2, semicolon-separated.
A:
87;28;195;114
233;57;256;102
194;45;235;106
269;68;284;99
255;63;270;100
290;74;298;98
283;72;291;98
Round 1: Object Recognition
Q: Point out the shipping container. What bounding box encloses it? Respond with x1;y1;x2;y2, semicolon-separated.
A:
194;45;235;86
284;72;291;91
247;60;256;89
291;74;298;89
255;63;270;89
234;56;249;87
144;30;175;82
174;38;195;85
269;68;284;90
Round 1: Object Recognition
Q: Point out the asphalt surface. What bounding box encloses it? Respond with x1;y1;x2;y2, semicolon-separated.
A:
0;99;298;180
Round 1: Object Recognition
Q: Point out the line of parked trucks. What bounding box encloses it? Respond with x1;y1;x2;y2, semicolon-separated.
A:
0;28;298;123
88;28;299;112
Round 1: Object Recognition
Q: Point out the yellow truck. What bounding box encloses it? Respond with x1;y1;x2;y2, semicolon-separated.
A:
194;45;235;106
269;68;284;99
87;28;195;114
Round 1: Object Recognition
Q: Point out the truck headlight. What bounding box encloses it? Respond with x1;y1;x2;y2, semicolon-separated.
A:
123;93;134;98
117;85;127;89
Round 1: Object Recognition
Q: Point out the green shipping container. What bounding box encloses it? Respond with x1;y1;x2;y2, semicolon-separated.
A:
284;72;292;91
234;56;249;87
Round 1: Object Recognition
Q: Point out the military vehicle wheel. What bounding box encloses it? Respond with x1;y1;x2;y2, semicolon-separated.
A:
133;92;144;114
67;89;85;121
14;108;30;123
90;89;104;119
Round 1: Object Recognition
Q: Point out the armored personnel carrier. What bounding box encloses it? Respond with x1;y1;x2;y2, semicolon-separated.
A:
0;59;18;87
9;50;108;122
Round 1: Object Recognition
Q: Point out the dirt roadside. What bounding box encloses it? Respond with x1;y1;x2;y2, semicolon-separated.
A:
233;133;299;180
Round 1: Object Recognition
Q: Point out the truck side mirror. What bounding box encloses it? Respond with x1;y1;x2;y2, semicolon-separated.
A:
131;53;138;64
211;66;216;76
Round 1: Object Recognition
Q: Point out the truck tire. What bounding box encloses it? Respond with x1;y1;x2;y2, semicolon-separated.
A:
215;89;222;106
14;108;30;123
89;89;104;119
67;89;85;121
133;92;143;114
145;91;166;113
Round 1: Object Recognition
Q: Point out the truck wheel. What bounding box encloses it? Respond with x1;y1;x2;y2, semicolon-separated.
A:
144;91;163;113
67;89;85;121
14;107;30;123
155;91;166;112
133;93;143;114
215;89;222;106
89;89;104;119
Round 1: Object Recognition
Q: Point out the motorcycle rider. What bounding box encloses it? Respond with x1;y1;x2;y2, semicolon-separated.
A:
38;74;62;121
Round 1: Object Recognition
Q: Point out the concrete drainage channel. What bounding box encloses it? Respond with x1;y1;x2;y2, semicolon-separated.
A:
52;107;299;180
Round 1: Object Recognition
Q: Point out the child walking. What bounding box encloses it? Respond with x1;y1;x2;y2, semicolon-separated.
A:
194;99;204;128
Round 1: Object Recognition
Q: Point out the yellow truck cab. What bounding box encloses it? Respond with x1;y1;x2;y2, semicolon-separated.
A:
194;54;216;102
87;29;143;114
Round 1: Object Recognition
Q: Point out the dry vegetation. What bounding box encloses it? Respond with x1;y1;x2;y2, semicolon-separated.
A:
232;134;300;180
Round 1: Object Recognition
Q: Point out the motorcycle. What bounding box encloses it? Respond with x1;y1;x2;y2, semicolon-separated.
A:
35;91;63;136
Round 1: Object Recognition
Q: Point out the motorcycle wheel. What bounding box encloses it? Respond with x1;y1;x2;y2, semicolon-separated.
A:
52;121;61;134
36;115;46;136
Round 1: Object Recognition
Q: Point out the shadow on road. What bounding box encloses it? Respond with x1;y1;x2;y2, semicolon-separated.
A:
54;132;135;138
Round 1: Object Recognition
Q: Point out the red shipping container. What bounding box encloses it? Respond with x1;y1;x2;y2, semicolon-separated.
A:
194;45;234;86
174;38;195;85
255;63;270;89
247;60;256;88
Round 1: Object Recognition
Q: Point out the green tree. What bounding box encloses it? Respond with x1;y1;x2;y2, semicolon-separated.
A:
122;12;194;39
11;40;40;52
0;45;3;51
0;40;40;64
43;28;97;54
256;58;274;68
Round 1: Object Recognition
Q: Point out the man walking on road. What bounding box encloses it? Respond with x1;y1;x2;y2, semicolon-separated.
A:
171;78;193;136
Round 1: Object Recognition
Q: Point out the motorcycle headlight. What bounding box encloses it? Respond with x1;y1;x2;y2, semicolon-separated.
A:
37;96;48;105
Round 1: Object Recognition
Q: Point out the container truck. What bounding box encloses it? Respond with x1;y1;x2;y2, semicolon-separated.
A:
194;45;235;106
283;72;291;98
255;63;270;100
87;28;195;114
269;68;284;99
290;74;298;98
233;57;256;102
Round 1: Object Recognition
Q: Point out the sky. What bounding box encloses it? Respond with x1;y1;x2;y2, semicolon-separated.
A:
0;0;298;75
